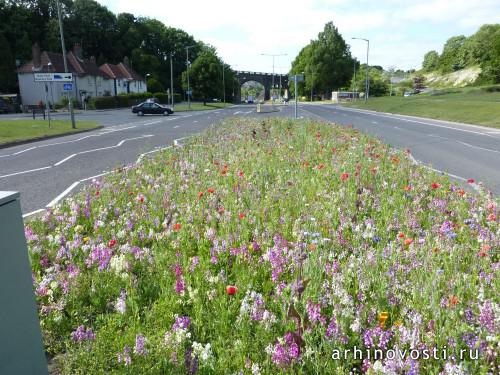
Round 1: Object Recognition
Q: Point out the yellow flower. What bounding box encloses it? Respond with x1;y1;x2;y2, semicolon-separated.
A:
83;237;89;244
378;311;389;328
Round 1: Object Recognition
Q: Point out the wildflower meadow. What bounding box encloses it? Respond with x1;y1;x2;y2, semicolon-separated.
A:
25;118;498;374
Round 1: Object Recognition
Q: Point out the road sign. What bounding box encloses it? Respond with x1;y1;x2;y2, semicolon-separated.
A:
186;90;192;95
34;72;73;82
63;83;73;91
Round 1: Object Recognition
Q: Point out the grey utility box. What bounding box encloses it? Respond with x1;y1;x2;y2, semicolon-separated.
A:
0;192;48;374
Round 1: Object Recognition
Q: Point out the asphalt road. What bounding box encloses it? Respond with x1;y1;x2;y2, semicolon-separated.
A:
0;103;498;216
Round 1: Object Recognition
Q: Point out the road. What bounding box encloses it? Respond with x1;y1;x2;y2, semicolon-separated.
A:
0;103;498;216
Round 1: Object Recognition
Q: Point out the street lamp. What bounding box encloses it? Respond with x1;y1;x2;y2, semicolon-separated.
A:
352;37;370;102
55;0;75;128
47;62;55;108
185;45;196;110
261;53;287;102
145;73;151;93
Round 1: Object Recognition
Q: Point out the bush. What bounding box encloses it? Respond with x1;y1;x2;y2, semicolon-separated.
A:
152;92;168;104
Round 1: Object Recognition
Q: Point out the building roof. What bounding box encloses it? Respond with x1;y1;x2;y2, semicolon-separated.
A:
99;62;144;81
17;51;111;79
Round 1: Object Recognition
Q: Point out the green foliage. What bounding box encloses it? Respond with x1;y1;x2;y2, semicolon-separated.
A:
422;51;440;72
291;22;355;97
181;46;224;103
90;93;152;109
420;24;500;84
146;77;164;94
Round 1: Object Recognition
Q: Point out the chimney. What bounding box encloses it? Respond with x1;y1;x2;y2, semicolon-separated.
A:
73;43;83;60
32;43;41;69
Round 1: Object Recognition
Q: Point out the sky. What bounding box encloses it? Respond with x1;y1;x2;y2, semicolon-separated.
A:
97;0;500;74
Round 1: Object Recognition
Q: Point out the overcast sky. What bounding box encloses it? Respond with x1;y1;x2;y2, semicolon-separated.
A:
97;0;499;73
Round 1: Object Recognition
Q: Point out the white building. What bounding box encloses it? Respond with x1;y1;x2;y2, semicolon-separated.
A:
17;43;147;107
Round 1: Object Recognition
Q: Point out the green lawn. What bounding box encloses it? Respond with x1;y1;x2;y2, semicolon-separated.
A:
0;119;100;145
173;102;232;112
343;86;500;128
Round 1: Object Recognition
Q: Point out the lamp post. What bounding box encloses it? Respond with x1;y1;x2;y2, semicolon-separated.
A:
185;45;196;110
221;62;226;105
260;53;287;102
352;37;370;102
145;73;151;93
55;0;75;128
47;62;55;108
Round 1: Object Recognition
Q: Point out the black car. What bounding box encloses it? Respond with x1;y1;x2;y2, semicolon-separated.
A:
132;102;173;116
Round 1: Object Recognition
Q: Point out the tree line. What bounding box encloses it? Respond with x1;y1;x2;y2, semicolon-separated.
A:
421;24;500;83
0;0;235;102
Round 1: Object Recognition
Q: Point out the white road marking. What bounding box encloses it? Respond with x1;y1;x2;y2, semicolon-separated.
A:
173;125;180;128
54;154;76;166
193;120;199;123
371;121;378;124
13;146;37;155
46;181;80;207
234;111;242;115
22;136;192;215
0;166;52;179
456;140;500;154
23;209;45;218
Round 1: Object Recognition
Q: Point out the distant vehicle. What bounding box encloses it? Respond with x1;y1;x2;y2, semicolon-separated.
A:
246;95;254;104
403;92;412;97
132;102;173;116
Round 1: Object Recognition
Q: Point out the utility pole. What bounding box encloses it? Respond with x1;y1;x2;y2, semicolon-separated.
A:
222;62;225;104
56;0;75;128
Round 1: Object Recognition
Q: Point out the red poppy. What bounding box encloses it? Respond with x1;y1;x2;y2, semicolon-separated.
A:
478;245;490;257
488;213;497;222
108;239;117;248
448;295;459;307
317;163;325;170
197;191;204;198
467;178;475;184
431;182;441;189
239;213;246;220
398;232;405;239
404;185;412;191
95;190;100;197
340;172;349;181
404;238;413;246
173;223;182;231
303;161;310;167
218;206;225;214
226;285;238;295
207;188;215;194
238;170;244;177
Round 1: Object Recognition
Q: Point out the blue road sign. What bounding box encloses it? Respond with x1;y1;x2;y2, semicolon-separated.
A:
63;83;73;91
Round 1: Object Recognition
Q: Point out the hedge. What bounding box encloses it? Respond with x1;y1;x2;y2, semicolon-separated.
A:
89;92;181;110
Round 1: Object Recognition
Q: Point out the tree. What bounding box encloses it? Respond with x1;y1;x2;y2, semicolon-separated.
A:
181;46;224;105
439;35;467;72
291;22;355;98
422;50;440;71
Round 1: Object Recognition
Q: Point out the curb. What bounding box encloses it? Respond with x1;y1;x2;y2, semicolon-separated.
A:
0;125;104;150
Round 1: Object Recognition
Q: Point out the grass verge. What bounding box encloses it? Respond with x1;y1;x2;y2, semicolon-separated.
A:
343;86;500;128
173;102;232;112
0;120;100;145
26;118;498;374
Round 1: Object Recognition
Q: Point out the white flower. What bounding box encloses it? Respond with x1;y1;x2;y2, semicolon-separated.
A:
251;363;261;375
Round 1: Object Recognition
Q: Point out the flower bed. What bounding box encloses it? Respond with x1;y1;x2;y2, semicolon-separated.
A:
26;118;498;374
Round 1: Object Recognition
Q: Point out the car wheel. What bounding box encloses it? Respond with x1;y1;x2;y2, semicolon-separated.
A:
138;111;144;116
163;110;170;116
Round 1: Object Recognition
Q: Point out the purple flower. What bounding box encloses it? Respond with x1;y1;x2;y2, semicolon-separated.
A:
270;332;301;367
173;316;191;331
134;334;147;356
478;300;495;333
362;326;393;350
117;345;132;366
86;245;112;271
306;300;326;325
71;325;95;343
